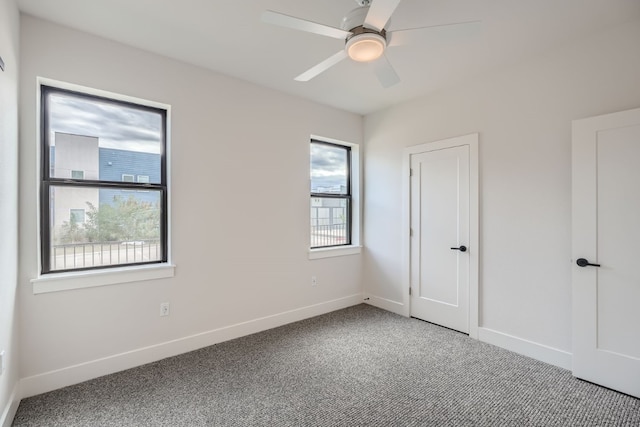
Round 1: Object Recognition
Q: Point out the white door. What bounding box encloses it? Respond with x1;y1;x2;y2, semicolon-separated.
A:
572;107;640;398
409;134;478;335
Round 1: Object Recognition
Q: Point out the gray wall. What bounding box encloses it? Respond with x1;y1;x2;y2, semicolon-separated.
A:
0;0;20;424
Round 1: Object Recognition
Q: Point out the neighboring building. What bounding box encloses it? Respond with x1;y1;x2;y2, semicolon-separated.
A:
313;185;346;193
51;133;100;239
98;147;161;205
311;184;348;227
51;132;160;242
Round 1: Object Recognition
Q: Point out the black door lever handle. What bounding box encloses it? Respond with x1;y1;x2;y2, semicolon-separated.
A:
576;258;600;267
450;246;467;252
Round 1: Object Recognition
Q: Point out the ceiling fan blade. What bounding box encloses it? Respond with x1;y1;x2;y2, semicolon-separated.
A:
373;54;400;88
387;20;482;47
262;10;352;40
295;50;348;82
364;0;402;32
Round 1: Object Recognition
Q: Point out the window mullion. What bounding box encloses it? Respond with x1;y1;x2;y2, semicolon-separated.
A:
310;193;349;199
47;179;163;191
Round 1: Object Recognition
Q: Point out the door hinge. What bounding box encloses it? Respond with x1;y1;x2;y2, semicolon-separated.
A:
409;287;412;296
410;228;413;237
410;168;413;177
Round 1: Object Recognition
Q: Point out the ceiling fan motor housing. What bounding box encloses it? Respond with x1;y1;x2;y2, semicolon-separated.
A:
341;6;370;32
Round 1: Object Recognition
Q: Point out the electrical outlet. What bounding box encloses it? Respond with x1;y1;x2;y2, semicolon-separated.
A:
160;302;170;317
311;276;317;286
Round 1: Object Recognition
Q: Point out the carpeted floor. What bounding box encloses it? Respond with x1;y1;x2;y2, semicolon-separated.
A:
12;304;640;426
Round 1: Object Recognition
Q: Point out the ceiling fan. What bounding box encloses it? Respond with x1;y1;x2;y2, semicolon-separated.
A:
262;0;479;88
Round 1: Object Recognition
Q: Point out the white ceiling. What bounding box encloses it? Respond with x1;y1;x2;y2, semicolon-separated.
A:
17;0;640;115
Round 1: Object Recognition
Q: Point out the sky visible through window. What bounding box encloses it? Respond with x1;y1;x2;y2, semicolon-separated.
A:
310;143;348;193
47;91;163;154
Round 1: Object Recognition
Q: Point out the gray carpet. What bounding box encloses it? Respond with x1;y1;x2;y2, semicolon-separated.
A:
12;304;640;426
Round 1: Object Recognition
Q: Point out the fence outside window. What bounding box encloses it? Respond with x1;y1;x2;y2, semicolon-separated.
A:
51;239;161;271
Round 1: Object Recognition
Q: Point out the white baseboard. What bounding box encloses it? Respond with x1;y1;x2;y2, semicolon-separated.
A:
364;294;407;316
1;383;20;427
478;327;572;370
20;294;363;399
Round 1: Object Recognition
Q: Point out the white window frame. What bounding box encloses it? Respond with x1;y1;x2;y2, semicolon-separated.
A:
31;78;175;294
309;135;361;259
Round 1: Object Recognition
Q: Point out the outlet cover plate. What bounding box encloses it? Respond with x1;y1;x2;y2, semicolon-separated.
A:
160;302;170;317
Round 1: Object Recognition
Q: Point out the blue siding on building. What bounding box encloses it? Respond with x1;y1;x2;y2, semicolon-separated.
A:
99;148;160;183
98;148;161;205
49;146;161;205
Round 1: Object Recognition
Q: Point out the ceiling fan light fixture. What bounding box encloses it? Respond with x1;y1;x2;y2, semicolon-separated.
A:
346;33;386;62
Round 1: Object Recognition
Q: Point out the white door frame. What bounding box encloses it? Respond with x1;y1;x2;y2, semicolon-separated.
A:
402;133;479;339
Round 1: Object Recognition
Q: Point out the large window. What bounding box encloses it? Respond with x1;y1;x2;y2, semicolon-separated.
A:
310;140;351;248
40;85;168;274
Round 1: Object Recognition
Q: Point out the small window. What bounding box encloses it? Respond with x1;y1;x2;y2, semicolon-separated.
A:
40;85;168;274
310;140;351;248
136;175;150;192
70;208;85;223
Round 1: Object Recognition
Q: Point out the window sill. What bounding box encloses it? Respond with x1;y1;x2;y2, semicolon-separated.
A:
31;263;176;294
308;245;362;260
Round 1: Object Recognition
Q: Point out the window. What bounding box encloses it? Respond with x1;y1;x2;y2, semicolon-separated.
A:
136;175;150;192
70;208;85;223
310;140;351;248
121;174;135;191
40;85;168;274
